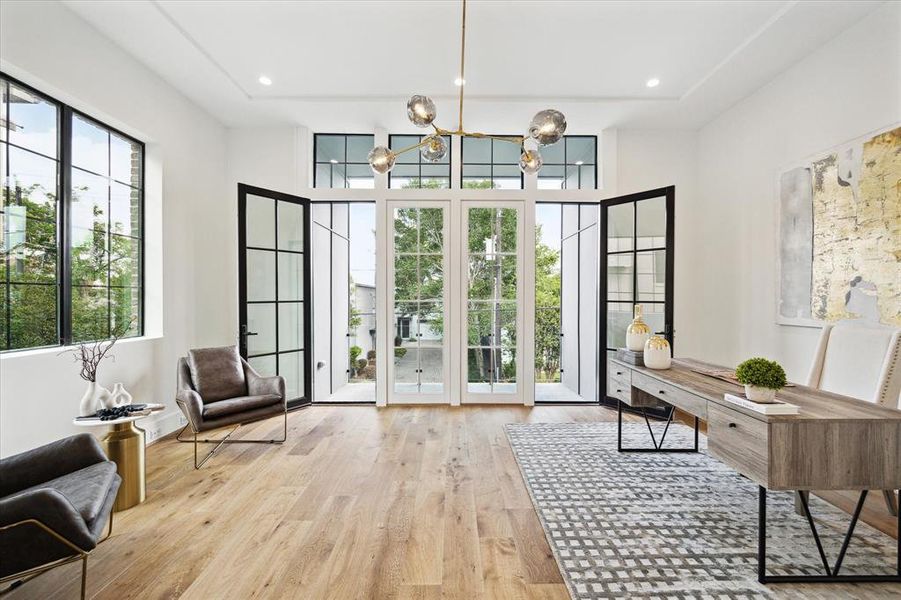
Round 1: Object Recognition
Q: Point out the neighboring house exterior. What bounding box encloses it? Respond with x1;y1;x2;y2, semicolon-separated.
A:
351;283;377;356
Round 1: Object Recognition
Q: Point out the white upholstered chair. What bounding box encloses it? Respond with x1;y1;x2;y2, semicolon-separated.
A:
805;320;901;515
806;320;901;409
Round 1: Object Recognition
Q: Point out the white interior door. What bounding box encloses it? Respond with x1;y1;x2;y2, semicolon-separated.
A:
387;201;450;404
461;202;524;404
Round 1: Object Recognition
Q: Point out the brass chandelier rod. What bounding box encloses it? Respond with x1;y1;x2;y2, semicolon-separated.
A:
458;0;467;133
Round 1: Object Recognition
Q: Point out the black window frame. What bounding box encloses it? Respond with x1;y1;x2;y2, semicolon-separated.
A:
536;135;598;190
312;133;375;189
460;135;524;190
387;134;452;189
1;72;145;353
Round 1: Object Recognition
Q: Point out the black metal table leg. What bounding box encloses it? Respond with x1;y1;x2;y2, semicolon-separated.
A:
757;486;901;584
616;400;699;453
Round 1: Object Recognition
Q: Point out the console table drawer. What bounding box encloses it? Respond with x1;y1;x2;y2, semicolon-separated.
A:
631;371;707;420
708;404;769;487
607;375;632;403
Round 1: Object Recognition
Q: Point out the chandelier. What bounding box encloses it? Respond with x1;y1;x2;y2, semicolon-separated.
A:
367;0;567;176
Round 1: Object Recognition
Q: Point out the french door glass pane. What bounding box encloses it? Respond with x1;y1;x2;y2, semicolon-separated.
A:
277;202;304;251
606;301;632;349
419;208;443;252
249;355;277;376
278;303;303;351
277;252;303;301
281;351;304;401
637;250;666;302
636;195;666;249
246;250;275;302
246;195;275;249
247;303;276;356
607;203;633;252
606;254;633;301
392;206;445;395
466;206;517;394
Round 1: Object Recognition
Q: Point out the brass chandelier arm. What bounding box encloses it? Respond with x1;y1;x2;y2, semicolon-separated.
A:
389;137;433;158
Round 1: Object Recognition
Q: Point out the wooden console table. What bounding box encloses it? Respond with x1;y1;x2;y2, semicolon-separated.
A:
610;357;901;585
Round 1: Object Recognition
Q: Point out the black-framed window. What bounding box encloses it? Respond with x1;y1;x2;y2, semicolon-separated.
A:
388;134;451;189
461;136;523;189
313;134;374;189
0;73;144;352
537;136;597;190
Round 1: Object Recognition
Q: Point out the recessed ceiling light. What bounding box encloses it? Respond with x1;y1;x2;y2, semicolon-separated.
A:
575;160;584;166
329;159;339;164
454;77;465;86
258;75;272;86
646;78;660;88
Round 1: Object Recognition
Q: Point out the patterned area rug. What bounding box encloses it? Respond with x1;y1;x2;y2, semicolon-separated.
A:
505;422;900;600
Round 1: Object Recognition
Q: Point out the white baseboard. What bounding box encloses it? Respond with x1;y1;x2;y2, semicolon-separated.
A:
143;409;188;446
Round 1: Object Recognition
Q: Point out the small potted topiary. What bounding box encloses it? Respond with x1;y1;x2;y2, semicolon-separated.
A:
735;357;787;403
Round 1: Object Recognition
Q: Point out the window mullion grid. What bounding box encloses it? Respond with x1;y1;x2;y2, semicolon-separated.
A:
59;105;72;346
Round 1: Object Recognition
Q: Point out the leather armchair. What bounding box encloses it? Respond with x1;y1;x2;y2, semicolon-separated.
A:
175;345;288;468
0;434;120;599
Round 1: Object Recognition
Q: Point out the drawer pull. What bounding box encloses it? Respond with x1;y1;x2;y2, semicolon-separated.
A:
616;371;623;375
658;390;666;395
728;422;737;429
616;389;622;393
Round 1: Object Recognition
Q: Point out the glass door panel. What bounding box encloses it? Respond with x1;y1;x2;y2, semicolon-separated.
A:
239;185;311;407
388;203;449;402
600;187;674;408
463;204;522;402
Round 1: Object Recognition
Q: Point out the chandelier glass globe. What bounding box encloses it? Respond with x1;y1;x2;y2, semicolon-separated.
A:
368;146;396;174
519;148;543;174
406;95;437;128
528;109;567;146
420;135;448;162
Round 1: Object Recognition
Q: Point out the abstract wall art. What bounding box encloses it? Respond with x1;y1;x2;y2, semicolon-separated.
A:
777;125;900;327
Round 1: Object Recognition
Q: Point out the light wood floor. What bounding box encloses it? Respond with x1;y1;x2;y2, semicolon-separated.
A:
11;405;899;599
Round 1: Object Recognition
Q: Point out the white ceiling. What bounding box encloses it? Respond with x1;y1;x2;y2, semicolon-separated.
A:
63;0;884;132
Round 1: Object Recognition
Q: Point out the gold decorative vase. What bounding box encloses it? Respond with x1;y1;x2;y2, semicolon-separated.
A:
625;304;651;351
644;335;672;370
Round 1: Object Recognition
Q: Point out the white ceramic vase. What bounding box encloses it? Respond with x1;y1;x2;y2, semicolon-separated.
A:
643;335;672;370
625;304;651;352
79;382;111;416
744;384;776;403
110;383;133;407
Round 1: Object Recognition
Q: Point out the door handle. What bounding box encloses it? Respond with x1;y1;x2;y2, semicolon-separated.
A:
246;331;258;337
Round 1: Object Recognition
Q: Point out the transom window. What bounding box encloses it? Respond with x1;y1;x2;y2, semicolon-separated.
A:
461;137;523;190
313;134;375;189
388;134;451;189
537;136;597;190
0;73;144;351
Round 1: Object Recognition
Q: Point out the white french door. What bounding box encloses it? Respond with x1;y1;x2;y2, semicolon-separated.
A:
461;201;524;404
387;201;450;404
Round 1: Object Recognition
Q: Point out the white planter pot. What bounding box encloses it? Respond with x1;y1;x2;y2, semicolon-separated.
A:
643;336;672;370
79;382;111;416
110;383;133;407
744;384;776;403
626;331;650;352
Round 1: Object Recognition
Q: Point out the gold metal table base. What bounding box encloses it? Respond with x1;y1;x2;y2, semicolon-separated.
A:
101;421;146;512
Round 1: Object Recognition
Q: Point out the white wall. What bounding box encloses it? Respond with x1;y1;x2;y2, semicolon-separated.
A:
695;1;900;380
614;129;702;360
0;1;228;456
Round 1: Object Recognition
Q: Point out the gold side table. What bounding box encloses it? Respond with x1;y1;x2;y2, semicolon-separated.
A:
73;403;164;512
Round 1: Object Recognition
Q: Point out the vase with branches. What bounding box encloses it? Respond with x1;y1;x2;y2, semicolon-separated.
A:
63;319;134;416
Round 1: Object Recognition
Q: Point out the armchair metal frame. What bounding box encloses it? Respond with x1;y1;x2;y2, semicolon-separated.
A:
175;406;288;469
0;513;113;600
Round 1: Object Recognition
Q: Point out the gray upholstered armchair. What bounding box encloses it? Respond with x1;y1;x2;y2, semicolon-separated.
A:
176;345;288;468
0;434;119;599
